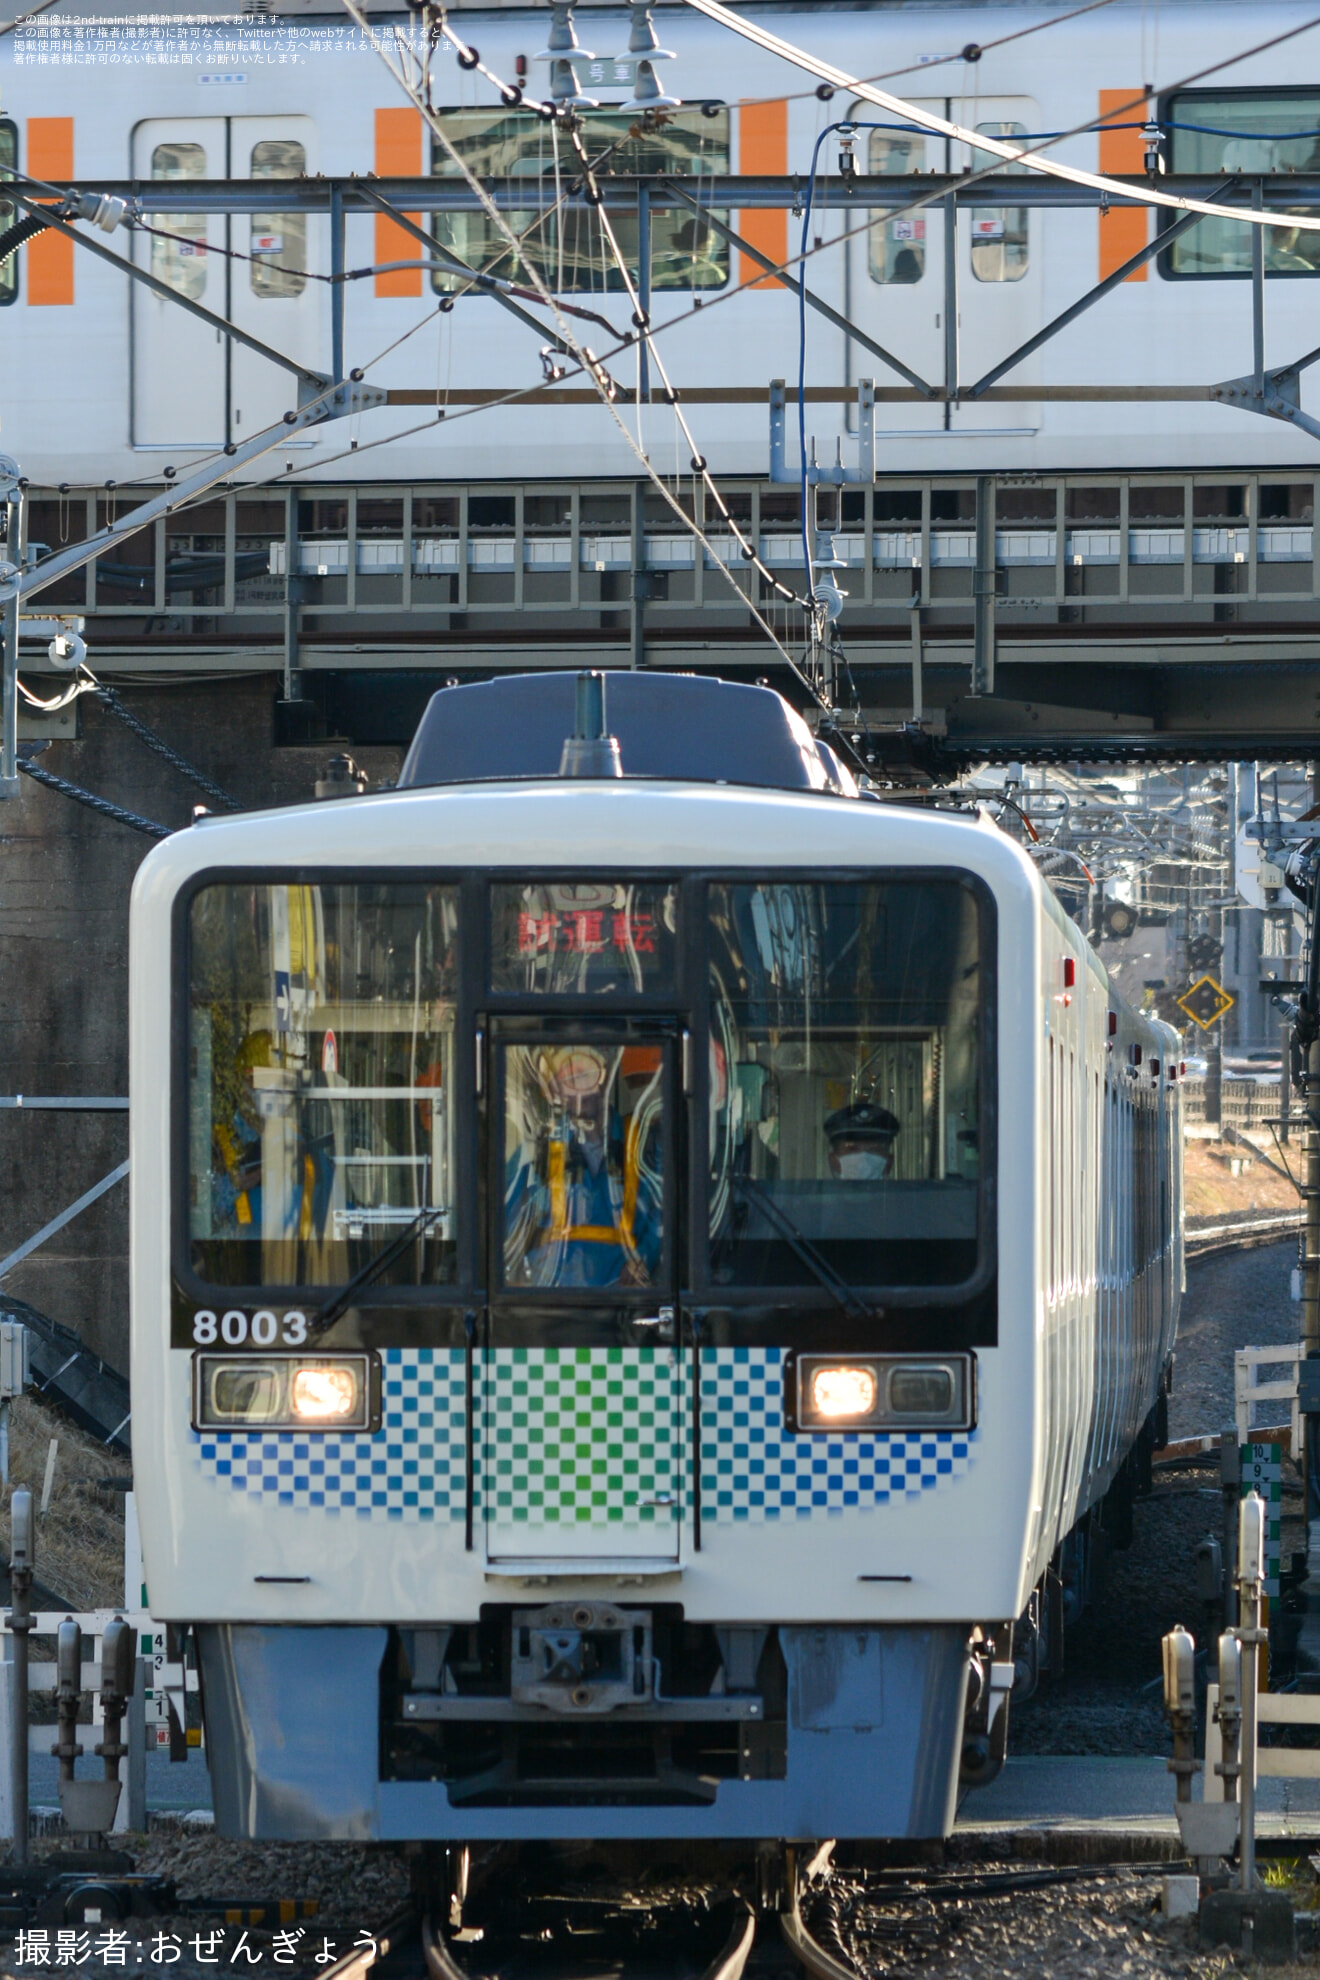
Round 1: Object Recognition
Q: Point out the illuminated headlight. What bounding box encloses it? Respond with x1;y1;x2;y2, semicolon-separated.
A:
193;1354;374;1432
795;1354;974;1432
811;1366;877;1420
291;1364;359;1421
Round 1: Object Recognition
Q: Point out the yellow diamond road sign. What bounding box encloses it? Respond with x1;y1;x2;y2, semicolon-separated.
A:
1176;974;1235;1030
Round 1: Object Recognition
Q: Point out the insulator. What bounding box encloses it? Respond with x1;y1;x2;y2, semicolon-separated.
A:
57;1618;83;1694
101;1617;136;1703
1218;1631;1242;1712
547;57;598;108
534;3;595;63
1161;1625;1195;1716
621;59;681;112
615;3;674;62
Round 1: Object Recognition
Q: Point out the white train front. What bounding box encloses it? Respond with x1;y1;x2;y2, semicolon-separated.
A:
128;672;1182;1842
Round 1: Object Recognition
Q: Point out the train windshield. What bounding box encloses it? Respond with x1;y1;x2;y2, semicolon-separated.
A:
186;882;459;1288
708;879;985;1292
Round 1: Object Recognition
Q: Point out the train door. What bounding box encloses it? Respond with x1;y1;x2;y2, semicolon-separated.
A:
228;117;319;440
483;1024;682;1565
844;96;1041;436
948;95;1043;434
131;116;318;448
131;118;227;446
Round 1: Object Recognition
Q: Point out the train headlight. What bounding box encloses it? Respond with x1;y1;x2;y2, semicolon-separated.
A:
794;1354;974;1432
291;1363;360;1422
811;1366;877;1420
193;1354;374;1432
888;1365;954;1415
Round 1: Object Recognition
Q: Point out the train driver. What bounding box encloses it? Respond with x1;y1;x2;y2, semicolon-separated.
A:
504;1045;663;1289
823;1102;900;1181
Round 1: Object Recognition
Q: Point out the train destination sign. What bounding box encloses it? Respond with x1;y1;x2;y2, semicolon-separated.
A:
1176;975;1235;1030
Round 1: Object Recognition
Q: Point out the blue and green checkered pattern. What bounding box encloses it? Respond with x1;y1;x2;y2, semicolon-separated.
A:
191;1345;977;1522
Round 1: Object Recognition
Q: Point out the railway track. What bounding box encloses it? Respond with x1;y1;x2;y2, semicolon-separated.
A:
1184;1210;1302;1258
379;1851;1177;1980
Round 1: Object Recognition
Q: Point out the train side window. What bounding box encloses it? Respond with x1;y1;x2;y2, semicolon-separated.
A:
149;142;208;301
969;121;1029;283
250;139;307;299
1163;89;1320;276
430;107;730;294
867;131;925;284
0;120;16;306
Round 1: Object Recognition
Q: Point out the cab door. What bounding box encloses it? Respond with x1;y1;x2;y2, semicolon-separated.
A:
482;1023;682;1566
947;95;1043;433
845;95;1042;436
131;115;319;449
131;118;227;446
228;117;320;439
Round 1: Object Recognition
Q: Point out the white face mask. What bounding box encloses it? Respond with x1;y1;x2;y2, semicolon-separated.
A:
835;1149;890;1182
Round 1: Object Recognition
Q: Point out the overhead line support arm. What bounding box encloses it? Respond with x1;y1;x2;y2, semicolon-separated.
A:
354;182;574;353
964;189;1230;398
5;187;327;390
663;181;935;397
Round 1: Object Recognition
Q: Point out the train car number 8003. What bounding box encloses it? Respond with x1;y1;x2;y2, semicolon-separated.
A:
191;1310;309;1346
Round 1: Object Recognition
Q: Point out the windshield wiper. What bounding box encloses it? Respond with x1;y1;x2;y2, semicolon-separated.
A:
305;1205;445;1343
729;1175;875;1323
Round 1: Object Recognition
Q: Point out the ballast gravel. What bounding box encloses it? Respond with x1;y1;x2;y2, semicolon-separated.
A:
818;1864;1314;1978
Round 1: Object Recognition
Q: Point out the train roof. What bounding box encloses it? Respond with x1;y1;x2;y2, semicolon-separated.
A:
397;671;858;797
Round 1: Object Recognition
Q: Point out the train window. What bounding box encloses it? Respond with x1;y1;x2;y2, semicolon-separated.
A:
0;121;15;307
490;881;678;997
1163;90;1320;276
186;882;460;1290
249;140;307;299
969;122;1028;283
149;142;209;301
429;108;730;293
498;1042;666;1291
708;878;985;1292
867;130;926;284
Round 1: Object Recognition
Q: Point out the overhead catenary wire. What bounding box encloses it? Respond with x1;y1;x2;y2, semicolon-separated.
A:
108;0;1320;665
737;0;1124;108
681;0;1320;239
560;121;806;616
15;0;1316;624
324;0;1320;417
0;0;60;37
344;0;819;694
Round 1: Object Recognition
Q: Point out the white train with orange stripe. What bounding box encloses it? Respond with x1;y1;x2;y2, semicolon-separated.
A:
1;0;1319;484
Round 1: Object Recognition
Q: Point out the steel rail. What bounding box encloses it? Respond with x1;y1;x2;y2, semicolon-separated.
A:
780;1890;860;1980
422;1899;757;1980
1186;1210;1303;1255
323;1908;417;1980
